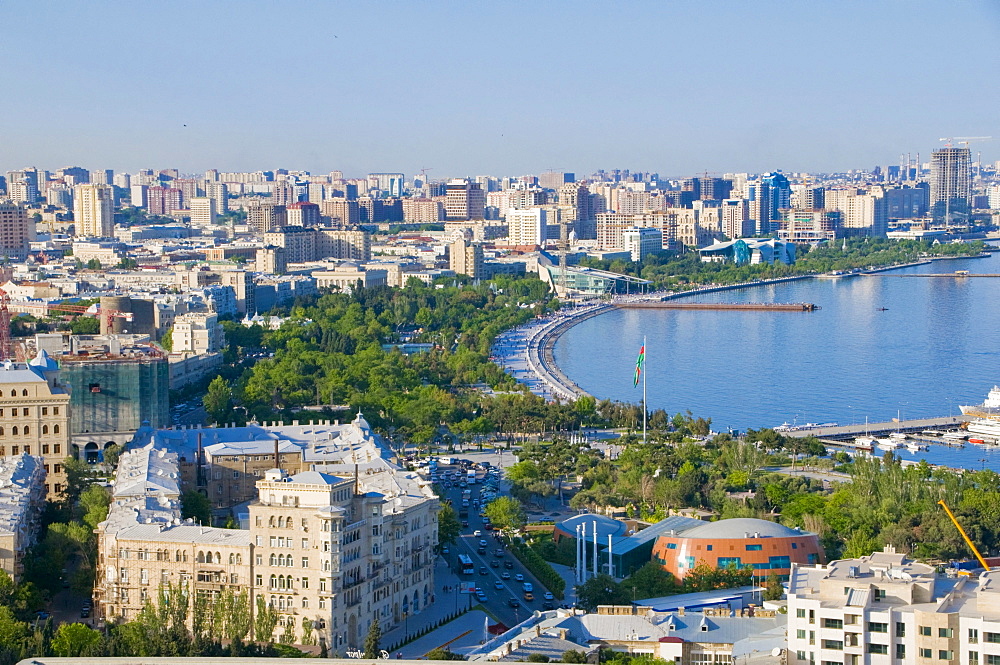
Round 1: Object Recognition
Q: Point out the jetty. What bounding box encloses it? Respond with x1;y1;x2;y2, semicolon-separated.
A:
617;302;819;311
782;415;971;441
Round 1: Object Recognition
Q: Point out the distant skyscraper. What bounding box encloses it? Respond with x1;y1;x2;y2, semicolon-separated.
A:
73;184;115;238
0;199;30;260
90;169;114;186
189;197;217;226
286;201;321;227
246;200;286;234
368;173;405;197
445;179;486;220
146;186;182;216
5;169;40;204
930;147;971;219
205;182;229;214
538;172;575;190
450;238;485;279
506;208;547;246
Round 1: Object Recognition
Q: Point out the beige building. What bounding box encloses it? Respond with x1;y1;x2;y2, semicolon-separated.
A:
265;227;371;264
0;352;71;499
73;184;115;238
0;199;31;261
0;454;46;581
450;238;484;279
189;197;218;227
312;264;387;292
172;312;224;355
97;416;440;650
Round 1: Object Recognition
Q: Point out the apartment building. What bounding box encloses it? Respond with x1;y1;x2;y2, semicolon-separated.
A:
787;547;1000;665
0;454;46;581
0;199;31;261
0;352;71;499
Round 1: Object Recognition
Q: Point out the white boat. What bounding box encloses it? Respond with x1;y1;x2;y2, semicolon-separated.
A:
967;418;1000;438
960;386;1000;419
889;431;908;441
906;441;927;452
850;436;876;452
876;437;903;450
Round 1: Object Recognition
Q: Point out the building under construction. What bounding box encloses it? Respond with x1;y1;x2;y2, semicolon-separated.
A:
34;334;169;459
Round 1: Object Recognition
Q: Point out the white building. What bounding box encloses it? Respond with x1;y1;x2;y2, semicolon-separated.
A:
787;546;1000;665
0;454;46;581
621;226;663;261
189;197;217;227
506;208;547;247
171;312;224;355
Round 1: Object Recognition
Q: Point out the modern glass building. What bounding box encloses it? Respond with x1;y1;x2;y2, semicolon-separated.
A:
62;356;170;436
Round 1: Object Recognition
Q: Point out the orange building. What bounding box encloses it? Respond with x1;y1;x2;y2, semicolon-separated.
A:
651;517;823;581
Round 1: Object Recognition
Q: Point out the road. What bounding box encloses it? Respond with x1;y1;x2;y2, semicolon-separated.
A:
432;461;560;629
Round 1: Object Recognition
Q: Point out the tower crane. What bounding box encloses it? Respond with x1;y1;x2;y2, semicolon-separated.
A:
939;499;991;571
939;136;993;148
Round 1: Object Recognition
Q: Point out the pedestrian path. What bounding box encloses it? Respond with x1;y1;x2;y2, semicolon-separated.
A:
395;610;492;658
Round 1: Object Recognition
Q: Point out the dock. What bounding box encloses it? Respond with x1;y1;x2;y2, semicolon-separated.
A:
616;302;819;311
782;415;971;440
862;273;1000;278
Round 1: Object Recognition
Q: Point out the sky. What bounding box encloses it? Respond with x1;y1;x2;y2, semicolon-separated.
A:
2;1;999;179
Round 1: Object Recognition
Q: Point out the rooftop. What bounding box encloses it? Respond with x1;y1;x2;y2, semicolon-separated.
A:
678;517;807;540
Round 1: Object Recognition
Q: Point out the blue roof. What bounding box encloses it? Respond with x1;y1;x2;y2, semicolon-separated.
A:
556;514;628;541
613;515;706;555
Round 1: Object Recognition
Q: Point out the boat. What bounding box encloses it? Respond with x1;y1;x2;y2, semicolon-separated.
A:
906;441;927;452
850;436;876;452
877;307;889;311
968;438;986;445
967;418;1000;438
876;437;903;451
922;429;943;437
889;431;907;441
960;386;1000;419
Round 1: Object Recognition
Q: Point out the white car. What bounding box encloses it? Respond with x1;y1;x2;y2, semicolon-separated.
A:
543;592;554;600
515;573;524;582
473;530;482;537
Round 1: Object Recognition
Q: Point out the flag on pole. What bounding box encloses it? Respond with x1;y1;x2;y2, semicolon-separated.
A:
633;344;645;387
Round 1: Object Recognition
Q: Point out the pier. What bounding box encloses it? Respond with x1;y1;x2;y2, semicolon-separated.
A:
617;302;819;311
782;415;971;440
862;273;1000;278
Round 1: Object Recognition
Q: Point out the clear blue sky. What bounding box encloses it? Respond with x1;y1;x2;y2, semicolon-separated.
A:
2;1;998;179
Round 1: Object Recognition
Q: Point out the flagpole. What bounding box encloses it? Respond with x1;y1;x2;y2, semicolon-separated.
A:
642;334;647;443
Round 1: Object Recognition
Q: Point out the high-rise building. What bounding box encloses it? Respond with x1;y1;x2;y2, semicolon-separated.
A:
205;181;229;214
322;198;360;226
172;312;224;355
367;173;405;197
5;169;40;204
286;201;321;227
721;199;752;239
445;179;486;220
538;172;575;190
930;147;971;220
90;169;114;186
0;199;31;261
73;184;115;238
246;200;286;234
621;227;663;261
506;208;547;246
189;197;217;226
272;181;296;207
146;186;183;216
57;166;90;185
450;238;485;279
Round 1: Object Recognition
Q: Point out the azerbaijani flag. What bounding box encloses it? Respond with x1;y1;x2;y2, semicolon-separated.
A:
633;344;645;387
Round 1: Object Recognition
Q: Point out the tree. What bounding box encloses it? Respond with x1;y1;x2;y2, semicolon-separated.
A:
575;573;629;611
86;258;102;270
253;596;278;642
483;496;526;533
203;376;232;425
51;623;103;657
763;573;784;601
426;648;466;660
620;562;676;600
437;502;461;549
117;257;139;269
68;316;100;335
562;651;588;663
160;328;173;352
181;490;212;526
79;484;111;530
363;615;381;658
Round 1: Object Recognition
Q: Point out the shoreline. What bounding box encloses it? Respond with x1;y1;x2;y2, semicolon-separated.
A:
493;253;985;402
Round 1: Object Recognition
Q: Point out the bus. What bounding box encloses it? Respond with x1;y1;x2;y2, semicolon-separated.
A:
466;469;476;485
458;554;475;575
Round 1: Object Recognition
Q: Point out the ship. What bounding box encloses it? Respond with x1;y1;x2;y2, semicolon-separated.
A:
966;418;1000;439
960;386;1000;419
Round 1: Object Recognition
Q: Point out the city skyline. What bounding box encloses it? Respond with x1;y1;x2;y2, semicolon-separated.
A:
2;1;998;177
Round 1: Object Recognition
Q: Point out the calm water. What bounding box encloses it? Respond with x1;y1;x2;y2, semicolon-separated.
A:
554;248;1000;470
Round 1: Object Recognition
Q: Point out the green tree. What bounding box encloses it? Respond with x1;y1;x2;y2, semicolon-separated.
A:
437;502;461;549
426;648;466;660
117;257;139;269
575;573;629;611
763;572;784;601
253;595;278;642
562;651;588;663
160;327;173;352
68;316;100;335
483;496;526;533
51;623;103;657
79;484;111;530
620;562;676;600
181;490;212;526
363;615;381;658
86;258;102;270
202;375;232;425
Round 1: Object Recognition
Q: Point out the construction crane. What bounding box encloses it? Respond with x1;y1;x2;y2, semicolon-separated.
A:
939;136;993;148
939;499;990;571
0;290;134;361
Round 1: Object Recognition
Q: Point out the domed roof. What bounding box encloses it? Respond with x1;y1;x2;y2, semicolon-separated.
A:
678;518;803;539
29;349;59;372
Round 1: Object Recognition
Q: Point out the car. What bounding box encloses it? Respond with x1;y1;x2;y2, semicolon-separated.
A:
478;547;487;555
504;561;514;569
501;571;511;579
543;592;554;600
473;530;482;537
494;580;504;590
441;547;450;555
479;539;488;547
461;520;469;528
476;591;489;603
494;548;505;557
515;573;524;582
523;592;534;601
522;582;533;592
483;524;493;531
542;601;555;610
80;608;90;618
479;566;488;576
490;559;500;568
507;598;521;608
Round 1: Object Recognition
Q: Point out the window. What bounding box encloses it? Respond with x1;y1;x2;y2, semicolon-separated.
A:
301;577;308;589
896;644;906;659
319;578;327;592
939;651;953;661
302;538;309;549
256;574;263;587
746;544;763;551
985;655;1000;665
54;407;59;415
920;649;933;659
42;407;47;415
969;651;979;665
54;442;60;451
821;640;843;650
896;622;906;637
797;652;806;662
42;426;48;435
970;629;979;643
867;644;888;655
797;630;806;639
939;628;954;638
985;632;1000;644
796;609;807;619
869;622;888;633
302;557;308;568
319;597;326;609
919;626;932;636
54;464;61;474
717;557;742;568
823;619;843;630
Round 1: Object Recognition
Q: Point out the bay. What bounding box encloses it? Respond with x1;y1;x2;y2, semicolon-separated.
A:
553;247;1000;470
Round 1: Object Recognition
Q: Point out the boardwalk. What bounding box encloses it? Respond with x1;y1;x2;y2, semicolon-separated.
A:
782;415;971;439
